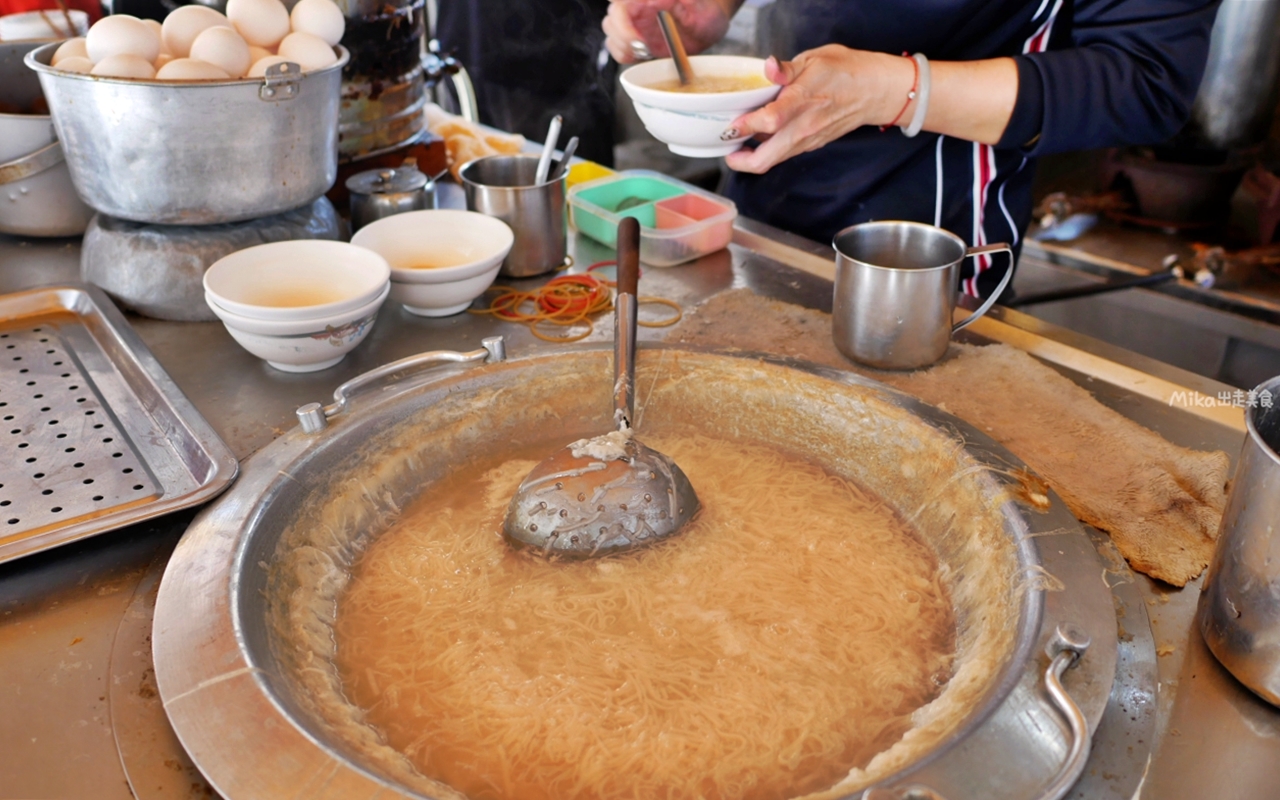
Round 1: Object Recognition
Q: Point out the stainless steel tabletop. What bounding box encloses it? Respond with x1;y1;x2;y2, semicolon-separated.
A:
1;194;1276;799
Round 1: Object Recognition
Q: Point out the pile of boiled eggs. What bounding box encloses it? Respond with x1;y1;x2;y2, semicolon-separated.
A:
49;0;344;81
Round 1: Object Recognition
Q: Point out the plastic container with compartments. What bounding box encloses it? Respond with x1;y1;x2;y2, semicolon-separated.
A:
568;170;737;266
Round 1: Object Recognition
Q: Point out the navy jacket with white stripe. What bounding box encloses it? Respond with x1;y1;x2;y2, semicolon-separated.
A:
723;0;1220;297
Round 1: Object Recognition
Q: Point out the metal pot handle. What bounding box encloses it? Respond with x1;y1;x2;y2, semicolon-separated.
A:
259;61;302;102
861;623;1091;800
295;336;506;433
951;242;1013;334
0;140;64;186
1037;624;1093;800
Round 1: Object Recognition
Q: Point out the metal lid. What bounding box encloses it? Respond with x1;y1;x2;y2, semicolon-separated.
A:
345;162;429;196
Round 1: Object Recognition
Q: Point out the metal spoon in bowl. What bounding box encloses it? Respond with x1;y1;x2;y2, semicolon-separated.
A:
657;10;694;86
503;217;701;558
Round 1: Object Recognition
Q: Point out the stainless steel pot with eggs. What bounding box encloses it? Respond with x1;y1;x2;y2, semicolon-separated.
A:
24;0;349;224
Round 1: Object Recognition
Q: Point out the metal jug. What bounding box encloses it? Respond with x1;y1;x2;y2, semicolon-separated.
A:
1199;375;1280;704
831;220;1012;370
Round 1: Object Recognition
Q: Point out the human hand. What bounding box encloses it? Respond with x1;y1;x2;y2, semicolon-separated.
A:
724;47;916;174
603;0;734;64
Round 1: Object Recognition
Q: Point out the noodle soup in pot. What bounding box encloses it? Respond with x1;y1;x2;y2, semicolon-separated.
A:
334;434;956;800
262;350;1034;800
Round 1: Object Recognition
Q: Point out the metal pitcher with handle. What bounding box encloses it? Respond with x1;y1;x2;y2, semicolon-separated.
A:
832;220;1012;370
1199;375;1280;705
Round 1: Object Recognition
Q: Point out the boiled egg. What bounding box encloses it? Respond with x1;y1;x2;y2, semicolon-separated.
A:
141;18;169;53
156;58;231;80
247;54;290;77
226;0;290;49
276;31;336;71
54;56;95;74
161;5;232;58
247;44;273;63
51;37;88;65
85;15;161;64
90;53;157;79
289;0;344;47
189;25;251;78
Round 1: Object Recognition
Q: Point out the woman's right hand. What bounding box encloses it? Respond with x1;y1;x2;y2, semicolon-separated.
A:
603;0;735;64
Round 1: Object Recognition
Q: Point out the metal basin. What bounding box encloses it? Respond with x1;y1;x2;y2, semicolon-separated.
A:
25;43;348;225
153;346;1117;800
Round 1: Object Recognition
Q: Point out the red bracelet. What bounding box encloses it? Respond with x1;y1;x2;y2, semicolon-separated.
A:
880;52;918;132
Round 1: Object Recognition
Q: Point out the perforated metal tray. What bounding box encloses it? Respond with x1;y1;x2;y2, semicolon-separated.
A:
0;284;236;563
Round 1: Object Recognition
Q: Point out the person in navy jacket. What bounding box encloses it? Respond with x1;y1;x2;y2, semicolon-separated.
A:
604;0;1219;297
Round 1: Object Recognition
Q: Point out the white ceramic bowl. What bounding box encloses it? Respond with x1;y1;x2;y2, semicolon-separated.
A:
620;55;782;158
350;209;514;317
203;240;391;322
206;283;389;373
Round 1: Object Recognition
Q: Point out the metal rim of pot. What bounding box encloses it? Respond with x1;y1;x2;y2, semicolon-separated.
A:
153;342;1117;800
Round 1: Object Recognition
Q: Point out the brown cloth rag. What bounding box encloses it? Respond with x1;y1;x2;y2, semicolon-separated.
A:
666;289;1230;587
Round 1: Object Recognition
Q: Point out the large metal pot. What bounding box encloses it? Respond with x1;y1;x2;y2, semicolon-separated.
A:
153;344;1116;800
0;40;93;237
25;43;349;225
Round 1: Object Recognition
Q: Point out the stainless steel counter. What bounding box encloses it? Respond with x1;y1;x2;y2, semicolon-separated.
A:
1;204;1277;800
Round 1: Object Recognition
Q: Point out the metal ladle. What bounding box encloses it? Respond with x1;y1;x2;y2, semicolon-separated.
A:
503;217;701;557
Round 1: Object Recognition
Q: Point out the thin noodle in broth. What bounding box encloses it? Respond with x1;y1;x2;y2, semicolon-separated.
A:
334;433;957;800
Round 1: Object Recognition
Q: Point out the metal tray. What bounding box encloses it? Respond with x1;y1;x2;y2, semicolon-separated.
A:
0;284;236;563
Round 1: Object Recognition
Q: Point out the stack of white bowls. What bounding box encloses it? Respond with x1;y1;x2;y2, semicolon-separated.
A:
203;240;391;372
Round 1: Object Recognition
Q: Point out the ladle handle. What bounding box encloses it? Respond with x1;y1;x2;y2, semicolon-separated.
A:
614;217;640;429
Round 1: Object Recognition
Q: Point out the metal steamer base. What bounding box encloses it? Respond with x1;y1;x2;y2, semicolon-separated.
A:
153;342;1121;800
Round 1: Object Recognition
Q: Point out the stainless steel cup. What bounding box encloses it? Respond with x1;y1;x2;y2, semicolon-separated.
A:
832;220;1013;370
460;154;566;278
1198;375;1280;705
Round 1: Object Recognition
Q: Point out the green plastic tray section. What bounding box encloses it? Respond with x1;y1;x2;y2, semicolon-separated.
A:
571;176;685;246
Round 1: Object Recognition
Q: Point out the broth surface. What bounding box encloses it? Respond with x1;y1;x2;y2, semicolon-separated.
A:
402;245;476;269
334;433;955;800
246;287;346;307
645;74;772;93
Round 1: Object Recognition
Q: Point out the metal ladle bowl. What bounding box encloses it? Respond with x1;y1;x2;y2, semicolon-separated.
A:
502;217;700;556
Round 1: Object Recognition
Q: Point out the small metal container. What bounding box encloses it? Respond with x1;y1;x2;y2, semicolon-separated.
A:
345;160;434;232
831;220;1012;370
25;43;349;226
1199;375;1280;704
460;154;566;278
